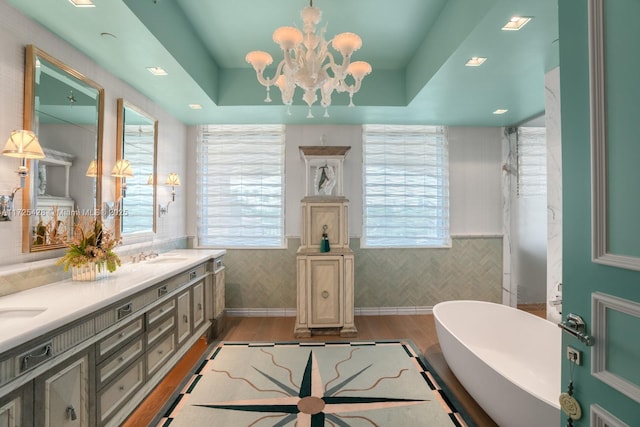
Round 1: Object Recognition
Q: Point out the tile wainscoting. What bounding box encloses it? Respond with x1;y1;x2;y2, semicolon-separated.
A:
224;236;503;310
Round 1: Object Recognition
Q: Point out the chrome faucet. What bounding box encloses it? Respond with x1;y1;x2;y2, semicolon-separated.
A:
131;250;159;263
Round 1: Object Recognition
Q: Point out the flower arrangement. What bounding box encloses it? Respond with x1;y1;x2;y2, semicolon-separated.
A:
57;216;121;274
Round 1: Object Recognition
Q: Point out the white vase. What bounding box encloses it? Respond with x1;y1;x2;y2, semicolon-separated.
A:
71;261;108;281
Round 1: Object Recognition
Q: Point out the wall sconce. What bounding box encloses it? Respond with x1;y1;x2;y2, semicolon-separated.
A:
159;173;180;217
1;130;46;221
86;159;98;177
111;159;133;198
3;130;46;186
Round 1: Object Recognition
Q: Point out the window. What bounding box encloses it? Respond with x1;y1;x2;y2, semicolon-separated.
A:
197;125;285;248
121;124;155;235
516;127;547;197
362;125;450;247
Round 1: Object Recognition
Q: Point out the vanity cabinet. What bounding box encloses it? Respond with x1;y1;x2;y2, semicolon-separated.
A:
0;251;226;427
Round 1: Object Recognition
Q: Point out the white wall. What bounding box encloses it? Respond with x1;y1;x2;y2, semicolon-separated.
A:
448;127;503;236
0;0;188;267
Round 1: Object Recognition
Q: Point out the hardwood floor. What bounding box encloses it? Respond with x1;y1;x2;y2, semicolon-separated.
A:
125;308;545;427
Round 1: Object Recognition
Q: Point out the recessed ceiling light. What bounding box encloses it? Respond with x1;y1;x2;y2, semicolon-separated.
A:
189;104;203;110
465;57;487;67
68;0;95;7
502;16;532;31
147;67;168;76
493;109;509;115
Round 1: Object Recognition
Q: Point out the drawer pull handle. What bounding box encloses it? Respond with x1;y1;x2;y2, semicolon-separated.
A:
66;406;77;421
183;314;189;323
119;385;125;392
189;270;197;280
158;350;164;355
158;285;168;297
321;291;330;299
21;343;53;372
198;303;203;310
118;332;125;338
117;303;133;319
158;327;162;332
118;357;125;362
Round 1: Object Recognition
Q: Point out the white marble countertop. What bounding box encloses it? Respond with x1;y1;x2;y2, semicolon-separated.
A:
0;249;225;354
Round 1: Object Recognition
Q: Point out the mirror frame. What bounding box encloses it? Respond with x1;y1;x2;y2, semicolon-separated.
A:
114;98;158;240
22;45;104;253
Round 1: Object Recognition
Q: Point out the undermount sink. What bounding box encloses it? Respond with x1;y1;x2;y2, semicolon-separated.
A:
0;307;47;319
147;257;189;264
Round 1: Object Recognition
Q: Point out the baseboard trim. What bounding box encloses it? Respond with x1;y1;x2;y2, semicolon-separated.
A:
225;306;434;317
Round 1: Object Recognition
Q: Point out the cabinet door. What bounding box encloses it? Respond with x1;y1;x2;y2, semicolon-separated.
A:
35;351;93;427
192;280;205;329
0;381;33;427
308;256;343;327
176;290;191;344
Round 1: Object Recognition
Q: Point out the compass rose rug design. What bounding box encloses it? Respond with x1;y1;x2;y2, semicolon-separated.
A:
156;341;473;426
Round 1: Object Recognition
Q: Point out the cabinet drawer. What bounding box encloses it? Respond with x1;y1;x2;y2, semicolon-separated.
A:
97;337;144;387
147;316;174;346
98;357;145;423
98;317;144;360
147;299;175;326
147;333;175;376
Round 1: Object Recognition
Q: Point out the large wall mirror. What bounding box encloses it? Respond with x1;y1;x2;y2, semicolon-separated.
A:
22;45;104;253
114;99;157;240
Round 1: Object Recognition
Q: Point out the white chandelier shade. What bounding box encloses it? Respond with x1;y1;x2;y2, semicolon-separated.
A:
245;2;372;118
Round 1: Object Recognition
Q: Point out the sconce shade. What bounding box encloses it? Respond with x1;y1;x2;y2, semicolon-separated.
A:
86;160;98;177
3;130;45;159
111;159;133;177
146;174;154;185
165;173;181;186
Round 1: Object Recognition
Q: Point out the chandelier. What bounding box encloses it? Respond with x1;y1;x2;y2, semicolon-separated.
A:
245;0;372;118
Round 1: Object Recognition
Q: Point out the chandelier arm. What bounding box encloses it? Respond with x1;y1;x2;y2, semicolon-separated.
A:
254;60;286;88
282;48;298;73
343;78;364;95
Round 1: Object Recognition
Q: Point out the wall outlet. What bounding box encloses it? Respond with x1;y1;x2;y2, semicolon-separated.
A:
567;346;582;366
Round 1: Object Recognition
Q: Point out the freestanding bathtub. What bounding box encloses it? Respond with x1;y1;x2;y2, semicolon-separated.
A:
433;300;561;427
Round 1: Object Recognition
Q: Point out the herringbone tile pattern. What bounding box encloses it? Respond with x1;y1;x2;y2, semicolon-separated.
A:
223;237;502;309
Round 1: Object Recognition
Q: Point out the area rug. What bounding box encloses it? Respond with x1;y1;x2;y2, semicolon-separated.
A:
156;340;474;426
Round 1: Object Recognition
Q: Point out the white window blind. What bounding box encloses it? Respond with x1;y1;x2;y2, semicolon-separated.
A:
197;124;285;248
362;125;450;247
517;127;547;197
121;124;155;235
